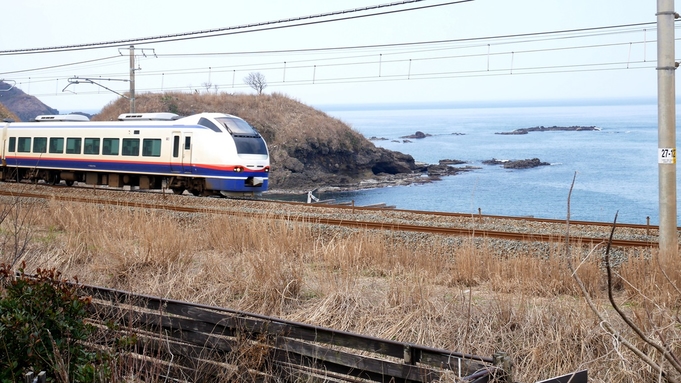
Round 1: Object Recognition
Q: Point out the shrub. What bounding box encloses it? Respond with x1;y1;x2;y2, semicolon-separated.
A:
0;263;108;382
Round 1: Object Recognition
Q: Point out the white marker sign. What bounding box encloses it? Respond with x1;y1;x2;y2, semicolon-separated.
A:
659;148;676;164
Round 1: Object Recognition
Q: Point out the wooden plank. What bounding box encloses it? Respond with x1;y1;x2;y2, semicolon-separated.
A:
84;285;496;374
89;297;409;360
126;309;443;382
88;294;492;374
274;336;441;382
90;302;447;382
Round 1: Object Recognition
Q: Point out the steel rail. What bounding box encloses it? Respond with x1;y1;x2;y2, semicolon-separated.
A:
4;183;666;229
0;188;656;248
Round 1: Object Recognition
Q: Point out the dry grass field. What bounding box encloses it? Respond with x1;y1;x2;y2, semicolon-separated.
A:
1;192;680;382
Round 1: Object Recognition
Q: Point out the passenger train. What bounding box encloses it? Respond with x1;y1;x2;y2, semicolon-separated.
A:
0;112;270;196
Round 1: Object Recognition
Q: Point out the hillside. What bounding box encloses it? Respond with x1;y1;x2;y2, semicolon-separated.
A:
0;81;58;122
0;102;19;122
94;92;421;191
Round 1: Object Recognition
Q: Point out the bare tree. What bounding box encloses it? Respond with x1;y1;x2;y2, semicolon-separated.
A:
243;72;267;95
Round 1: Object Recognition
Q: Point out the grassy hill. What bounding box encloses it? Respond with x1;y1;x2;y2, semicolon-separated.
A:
94;92;419;191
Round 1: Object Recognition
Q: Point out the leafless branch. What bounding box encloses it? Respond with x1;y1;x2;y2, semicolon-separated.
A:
563;172;677;382
603;212;681;375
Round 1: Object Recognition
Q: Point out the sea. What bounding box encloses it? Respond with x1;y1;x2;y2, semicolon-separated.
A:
294;99;677;225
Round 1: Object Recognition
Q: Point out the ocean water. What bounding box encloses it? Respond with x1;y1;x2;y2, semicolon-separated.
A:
307;101;672;225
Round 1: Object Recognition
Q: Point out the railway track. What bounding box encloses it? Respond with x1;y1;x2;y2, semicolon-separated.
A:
0;185;659;249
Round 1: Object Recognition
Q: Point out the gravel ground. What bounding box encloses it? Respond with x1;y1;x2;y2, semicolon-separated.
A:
1;182;660;246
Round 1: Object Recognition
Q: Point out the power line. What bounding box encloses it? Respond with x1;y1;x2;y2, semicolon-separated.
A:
24;55;654;100
0;56;121;75
7;27;669;95
155;21;664;59
0;0;473;55
2;1;669;103
2;22;666;81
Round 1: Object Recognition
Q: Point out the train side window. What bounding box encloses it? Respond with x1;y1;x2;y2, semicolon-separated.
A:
18;137;31;152
198;117;222;133
122;138;140;156
102;138;120;155
184;136;191;150
33;137;47;153
173;136;180;158
142;139;162;157
84;138;100;155
49;137;64;154
66;138;82;154
8;137;16;152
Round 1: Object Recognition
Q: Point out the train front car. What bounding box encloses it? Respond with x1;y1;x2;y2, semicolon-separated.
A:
0;112;270;197
177;113;270;196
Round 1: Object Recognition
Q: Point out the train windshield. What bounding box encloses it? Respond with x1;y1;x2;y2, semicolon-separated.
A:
215;117;268;155
216;117;259;136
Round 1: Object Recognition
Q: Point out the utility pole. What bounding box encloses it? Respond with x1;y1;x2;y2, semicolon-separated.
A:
129;45;135;113
657;0;678;257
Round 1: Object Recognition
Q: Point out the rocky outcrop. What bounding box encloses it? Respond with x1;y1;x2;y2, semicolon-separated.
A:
439;159;466;165
426;164;477;177
483;158;550;169
400;131;431;139
496;126;600;135
274;141;420;192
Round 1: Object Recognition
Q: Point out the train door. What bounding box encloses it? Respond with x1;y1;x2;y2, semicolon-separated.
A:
170;132;193;173
1;123;7;164
170;132;182;173
182;132;193;173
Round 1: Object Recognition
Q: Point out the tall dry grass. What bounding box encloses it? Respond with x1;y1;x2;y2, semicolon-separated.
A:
1;197;679;382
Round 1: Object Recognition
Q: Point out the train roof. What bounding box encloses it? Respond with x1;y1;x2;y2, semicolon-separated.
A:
35;114;90;122
6;113;252;132
118;113;180;121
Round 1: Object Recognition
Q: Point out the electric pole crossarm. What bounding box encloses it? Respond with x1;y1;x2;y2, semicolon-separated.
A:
62;77;129;99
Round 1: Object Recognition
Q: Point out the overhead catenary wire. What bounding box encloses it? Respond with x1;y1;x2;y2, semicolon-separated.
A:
1;0;676;103
4;22;674;83
24;57;656;100
0;0;472;55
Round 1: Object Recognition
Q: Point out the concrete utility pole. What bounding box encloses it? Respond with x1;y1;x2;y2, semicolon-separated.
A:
129;45;136;113
657;0;678;257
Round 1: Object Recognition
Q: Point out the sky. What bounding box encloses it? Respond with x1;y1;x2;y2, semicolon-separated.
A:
0;0;677;113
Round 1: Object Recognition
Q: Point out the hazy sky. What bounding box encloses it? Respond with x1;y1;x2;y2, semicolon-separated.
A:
0;0;676;112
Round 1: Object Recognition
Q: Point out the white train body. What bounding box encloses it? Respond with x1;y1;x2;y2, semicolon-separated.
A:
0;112;270;195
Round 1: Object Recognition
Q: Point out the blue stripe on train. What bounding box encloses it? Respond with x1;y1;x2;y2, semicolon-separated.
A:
4;157;268;189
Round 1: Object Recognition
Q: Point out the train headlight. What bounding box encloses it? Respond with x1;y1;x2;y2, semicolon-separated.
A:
264;166;270;172
234;166;243;173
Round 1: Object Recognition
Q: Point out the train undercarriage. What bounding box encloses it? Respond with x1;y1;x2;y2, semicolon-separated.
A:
0;166;215;196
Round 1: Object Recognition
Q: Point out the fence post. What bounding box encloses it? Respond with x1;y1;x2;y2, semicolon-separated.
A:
493;351;514;382
646;216;650;236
